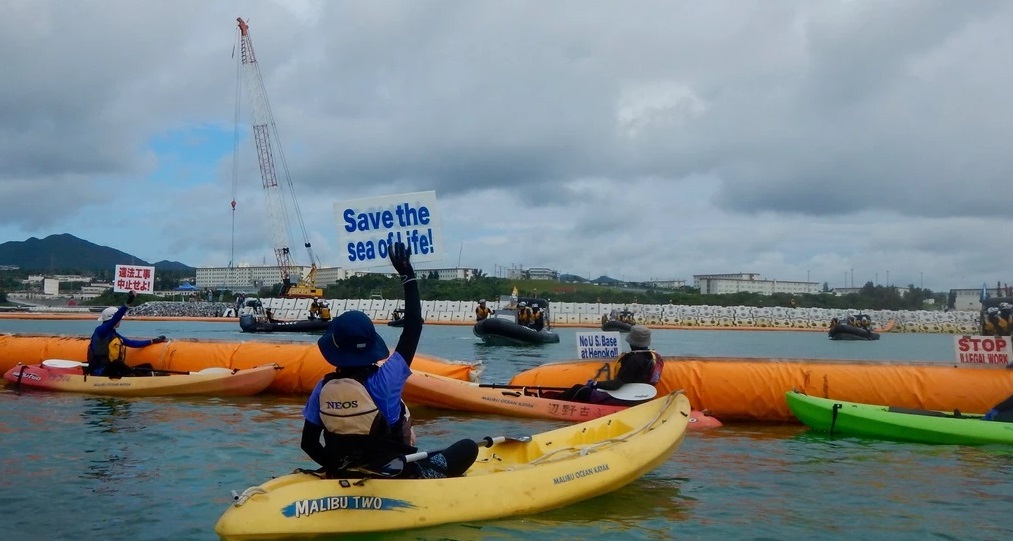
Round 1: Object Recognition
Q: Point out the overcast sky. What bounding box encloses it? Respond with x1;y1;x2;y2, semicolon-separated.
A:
2;0;1011;292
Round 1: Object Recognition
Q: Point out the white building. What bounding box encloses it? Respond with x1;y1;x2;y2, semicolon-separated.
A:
416;267;479;280
525;267;558;281
81;283;113;296
645;279;687;289
195;265;314;289
195;264;478;290
693;273;820;295
43;278;60;295
951;288;991;312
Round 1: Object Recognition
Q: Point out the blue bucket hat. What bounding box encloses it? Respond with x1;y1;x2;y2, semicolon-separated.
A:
317;311;389;368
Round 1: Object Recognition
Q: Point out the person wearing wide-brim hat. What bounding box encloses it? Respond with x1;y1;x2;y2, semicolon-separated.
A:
300;242;479;479
557;324;664;406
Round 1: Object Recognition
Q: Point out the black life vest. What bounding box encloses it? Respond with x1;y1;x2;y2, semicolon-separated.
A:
613;350;664;385
87;331;125;372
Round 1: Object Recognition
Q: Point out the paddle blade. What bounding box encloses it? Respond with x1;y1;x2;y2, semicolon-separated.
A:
195;367;235;375
600;383;657;401
41;359;87;369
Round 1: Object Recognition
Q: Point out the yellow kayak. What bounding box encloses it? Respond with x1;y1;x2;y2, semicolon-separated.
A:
215;391;690;538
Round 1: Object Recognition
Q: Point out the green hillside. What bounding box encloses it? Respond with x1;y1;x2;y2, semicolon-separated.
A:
0;234;193;273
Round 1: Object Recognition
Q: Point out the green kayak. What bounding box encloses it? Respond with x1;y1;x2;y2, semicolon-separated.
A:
785;390;1013;445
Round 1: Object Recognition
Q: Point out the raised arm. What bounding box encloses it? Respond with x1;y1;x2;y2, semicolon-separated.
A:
389;242;421;366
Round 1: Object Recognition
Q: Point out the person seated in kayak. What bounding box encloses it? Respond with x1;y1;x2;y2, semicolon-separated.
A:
475;299;493;322
516;302;532;325
87;291;166;378
828;317;840;329
528;305;545;331
555;325;663;406
318;299;332;321
390;308;404;322
984;393;1013;422
300;242;479;479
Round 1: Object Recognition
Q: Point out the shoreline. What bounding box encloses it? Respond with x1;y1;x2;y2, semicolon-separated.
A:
0;311;835;332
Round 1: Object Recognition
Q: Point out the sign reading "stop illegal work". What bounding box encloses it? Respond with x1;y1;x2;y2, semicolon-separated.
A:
953;335;1011;365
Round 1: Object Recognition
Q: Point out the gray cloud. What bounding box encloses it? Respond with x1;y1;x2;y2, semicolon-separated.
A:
2;0;1012;291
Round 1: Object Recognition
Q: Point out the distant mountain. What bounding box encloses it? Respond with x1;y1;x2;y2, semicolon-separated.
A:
0;234;194;273
560;274;623;284
151;260;196;272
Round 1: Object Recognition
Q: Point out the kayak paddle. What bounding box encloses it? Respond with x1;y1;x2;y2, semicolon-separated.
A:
41;359;234;375
478;382;657;401
373;435;532;478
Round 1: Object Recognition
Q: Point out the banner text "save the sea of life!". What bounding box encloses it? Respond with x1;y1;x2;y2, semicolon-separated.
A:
334;191;444;269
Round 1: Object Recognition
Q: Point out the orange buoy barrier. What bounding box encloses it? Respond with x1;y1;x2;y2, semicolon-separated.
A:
0;334;478;394
874;319;896;333
508;356;1013;422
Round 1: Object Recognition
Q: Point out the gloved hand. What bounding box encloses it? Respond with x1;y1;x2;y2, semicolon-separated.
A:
585;379;598;389
389;241;415;280
151;335;167;344
126;291;136;305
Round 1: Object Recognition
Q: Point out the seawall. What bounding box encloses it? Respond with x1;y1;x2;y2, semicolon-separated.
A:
0;298;981;334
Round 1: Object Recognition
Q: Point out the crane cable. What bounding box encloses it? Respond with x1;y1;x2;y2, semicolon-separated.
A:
229;27;243;281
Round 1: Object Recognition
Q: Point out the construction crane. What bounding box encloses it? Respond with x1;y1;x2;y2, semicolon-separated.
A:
234;17;323;298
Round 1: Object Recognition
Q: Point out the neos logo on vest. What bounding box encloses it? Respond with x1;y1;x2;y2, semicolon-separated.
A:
325;400;359;409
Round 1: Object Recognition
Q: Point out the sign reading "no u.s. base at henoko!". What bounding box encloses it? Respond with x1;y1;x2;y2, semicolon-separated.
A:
334;191;444;269
576;331;622;359
113;265;155;293
953;335;1011;365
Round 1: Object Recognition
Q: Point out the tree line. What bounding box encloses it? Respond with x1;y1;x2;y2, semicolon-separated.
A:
0;267;949;311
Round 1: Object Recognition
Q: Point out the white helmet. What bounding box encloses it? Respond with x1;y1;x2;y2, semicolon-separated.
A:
988;306;1000;315
98;306;119;322
518;302;526;307
479;299;486;304
1001;302;1011;310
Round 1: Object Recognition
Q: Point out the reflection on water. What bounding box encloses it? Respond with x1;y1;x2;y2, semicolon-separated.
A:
80;397;150;489
82;397;142;434
2;323;1012;541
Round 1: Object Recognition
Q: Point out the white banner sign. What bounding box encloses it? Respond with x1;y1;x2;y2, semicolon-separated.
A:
334;191;444;270
953;335;1011;365
113;264;156;294
576;331;622;360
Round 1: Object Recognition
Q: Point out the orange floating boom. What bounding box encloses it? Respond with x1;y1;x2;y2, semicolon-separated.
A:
0;334;478;394
508;356;1013;422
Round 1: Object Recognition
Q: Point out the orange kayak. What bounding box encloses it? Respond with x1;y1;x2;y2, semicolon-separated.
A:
404;371;722;429
3;361;281;397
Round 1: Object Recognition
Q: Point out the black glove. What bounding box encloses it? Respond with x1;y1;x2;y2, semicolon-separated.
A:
126;291;136;305
152;335;167;344
389;242;415;281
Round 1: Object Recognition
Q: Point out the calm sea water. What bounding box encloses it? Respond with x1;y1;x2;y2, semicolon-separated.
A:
1;320;1009;541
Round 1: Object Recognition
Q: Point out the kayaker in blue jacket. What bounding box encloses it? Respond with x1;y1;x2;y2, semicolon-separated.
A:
87;291;166;378
300;242;479;478
983;393;1013;422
